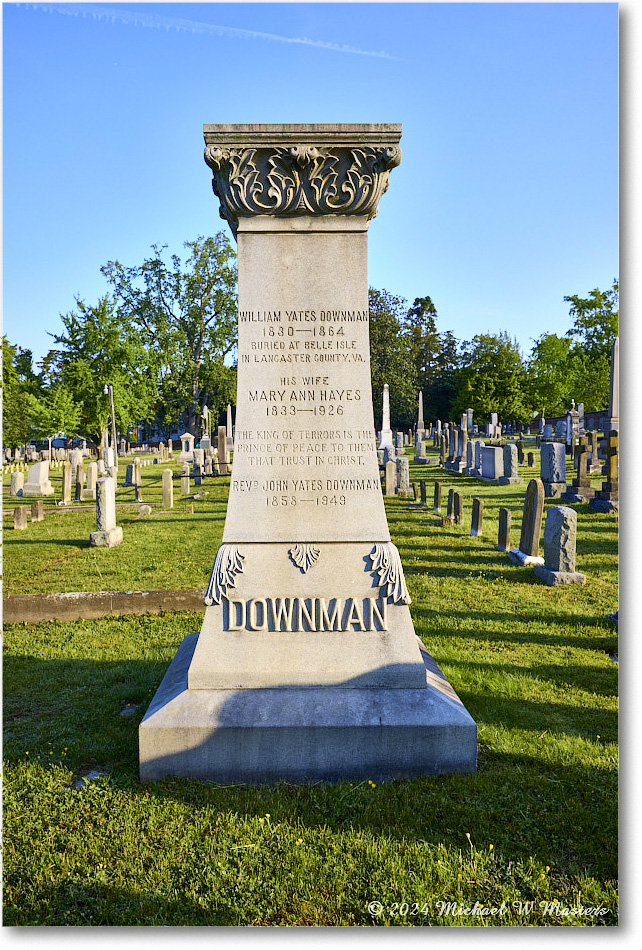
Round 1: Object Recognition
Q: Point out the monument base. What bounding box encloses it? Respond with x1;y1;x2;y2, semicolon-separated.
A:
498;476;523;486
90;526;123;548
589;498;619;513
139;632;477;784
22;482;54;496
543;482;567;498
533;565;587;587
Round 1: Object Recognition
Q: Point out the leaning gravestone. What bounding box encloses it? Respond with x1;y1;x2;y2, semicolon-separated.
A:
9;471;24;497
508;478;545;566
140;122;476;784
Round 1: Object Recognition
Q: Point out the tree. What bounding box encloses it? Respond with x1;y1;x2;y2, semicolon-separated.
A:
368;288;418;429
562;279;618;411
453;332;530;423
2;337;45;448
527;332;575;417
101;234;238;434
51;296;157;444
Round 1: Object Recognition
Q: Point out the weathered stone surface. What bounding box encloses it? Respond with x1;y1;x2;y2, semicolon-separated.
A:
14;506;28;530
396;456;411;496
433;481;442;512
540;441;567;497
90;476;122;548
385;460;396;496
31;500;44;522
534;506;586;585
453;491;464;525
9;471;24;497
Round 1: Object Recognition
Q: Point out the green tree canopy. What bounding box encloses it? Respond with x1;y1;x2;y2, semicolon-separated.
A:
453;332;529;423
101;234;238;434
368;288;418;429
51;296;157;443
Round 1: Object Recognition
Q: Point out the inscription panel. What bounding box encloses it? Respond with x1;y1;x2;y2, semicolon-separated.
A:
223;225;390;543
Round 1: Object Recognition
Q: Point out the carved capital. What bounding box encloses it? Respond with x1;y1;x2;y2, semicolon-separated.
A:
203;124;401;236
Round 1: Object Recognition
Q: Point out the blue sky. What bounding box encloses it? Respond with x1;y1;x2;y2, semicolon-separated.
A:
2;1;621;368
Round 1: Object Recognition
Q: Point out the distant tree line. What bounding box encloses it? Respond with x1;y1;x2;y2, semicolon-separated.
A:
368;279;618;429
1;229;618;447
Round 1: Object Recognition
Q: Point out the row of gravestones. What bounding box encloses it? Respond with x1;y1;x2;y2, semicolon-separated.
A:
416;476;586;587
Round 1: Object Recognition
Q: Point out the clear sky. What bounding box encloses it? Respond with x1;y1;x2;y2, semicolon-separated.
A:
2;1;621;368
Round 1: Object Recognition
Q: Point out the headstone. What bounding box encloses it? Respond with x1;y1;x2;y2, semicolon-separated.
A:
463;438;474;475
480;446;503;481
162;469;174;509
226;403;234;452
606;337;619;434
419;479;427;506
97;459;106;477
561;444;596;502
90;477;123;547
140;121;476;784
31;499;45;522
179;432;195;464
439;434;446;467
453;491;464;525
396;457;411;496
414;436;427;462
516;440;524;465
61;461;72;505
204;456;213;476
119;438;127;457
498;508;512;553
540;442;567;497
385;459;396;496
217;426;229;475
74;462;86;502
508;478;545;566
470;497;483;537
14;506;28;530
534;507;586;586
527;452;535;467
473;440;485;477
433;481;442;513
543;424;553;439
378;383;394;451
588;430;601;474
181;473;190;494
9;471;24;497
104;447;115;470
466;408;473;431
460;413;468;433
498;443;522;485
447;488;455;518
577;403;585;435
589;433;618;513
83;461;98;500
23;461;55;497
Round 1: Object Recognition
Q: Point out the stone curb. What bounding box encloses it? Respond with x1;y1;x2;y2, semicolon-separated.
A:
3;589;207;624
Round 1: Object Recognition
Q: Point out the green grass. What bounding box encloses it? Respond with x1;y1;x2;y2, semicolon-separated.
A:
2;443;618;926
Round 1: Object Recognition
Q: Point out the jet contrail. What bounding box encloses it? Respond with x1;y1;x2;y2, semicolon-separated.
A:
21;3;398;59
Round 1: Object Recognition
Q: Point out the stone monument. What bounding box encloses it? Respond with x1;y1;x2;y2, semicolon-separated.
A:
139;123;476;783
378;383;394;452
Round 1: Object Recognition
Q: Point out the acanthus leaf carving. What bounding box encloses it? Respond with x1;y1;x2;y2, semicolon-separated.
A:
369;542;411;605
289;543;321;574
204;144;401;236
204;544;245;606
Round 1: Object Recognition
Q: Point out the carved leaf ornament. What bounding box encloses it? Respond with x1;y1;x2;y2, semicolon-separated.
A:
204;544;245;606
205;145;401;235
370;543;411;605
289;543;321;573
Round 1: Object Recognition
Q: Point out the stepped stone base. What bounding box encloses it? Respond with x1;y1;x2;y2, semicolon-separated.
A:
139;631;477;784
533;565;586;587
543;481;567;498
589;498;619;513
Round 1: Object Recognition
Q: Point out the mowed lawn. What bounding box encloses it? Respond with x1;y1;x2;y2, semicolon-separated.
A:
2;443;618;926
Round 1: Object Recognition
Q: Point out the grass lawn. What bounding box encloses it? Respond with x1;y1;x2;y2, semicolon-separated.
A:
2;443;618;926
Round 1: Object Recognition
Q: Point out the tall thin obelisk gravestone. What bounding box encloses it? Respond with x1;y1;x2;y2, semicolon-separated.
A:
139;124;476;782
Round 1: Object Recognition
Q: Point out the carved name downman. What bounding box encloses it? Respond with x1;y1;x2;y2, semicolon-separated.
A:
204;125;402;235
